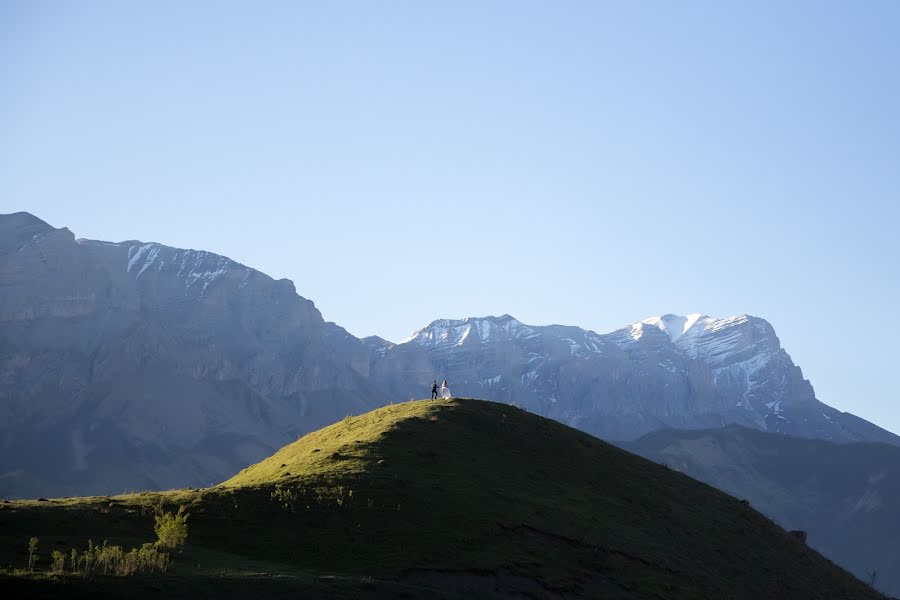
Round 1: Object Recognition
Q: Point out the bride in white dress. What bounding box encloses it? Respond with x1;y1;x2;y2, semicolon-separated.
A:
440;380;451;399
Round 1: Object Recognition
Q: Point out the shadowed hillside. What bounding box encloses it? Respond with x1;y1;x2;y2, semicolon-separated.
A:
0;399;886;599
625;425;900;596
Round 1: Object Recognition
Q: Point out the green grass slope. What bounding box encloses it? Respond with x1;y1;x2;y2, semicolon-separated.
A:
0;399;886;599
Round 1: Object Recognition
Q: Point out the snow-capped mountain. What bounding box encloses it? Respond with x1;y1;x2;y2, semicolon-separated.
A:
369;313;899;445
3;211;898;500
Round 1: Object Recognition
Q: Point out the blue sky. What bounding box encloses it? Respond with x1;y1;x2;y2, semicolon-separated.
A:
2;1;898;434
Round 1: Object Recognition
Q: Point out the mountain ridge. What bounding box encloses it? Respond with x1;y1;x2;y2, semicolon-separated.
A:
378;311;898;445
2;211;897;504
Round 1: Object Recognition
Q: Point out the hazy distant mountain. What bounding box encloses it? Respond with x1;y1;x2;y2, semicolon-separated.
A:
3;211;898;501
624;426;900;596
366;313;900;445
0;212;388;497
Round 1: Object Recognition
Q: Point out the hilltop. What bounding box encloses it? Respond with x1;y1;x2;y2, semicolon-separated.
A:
0;399;884;599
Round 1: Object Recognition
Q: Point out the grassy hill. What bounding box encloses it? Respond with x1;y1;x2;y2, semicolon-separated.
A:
0;399;886;599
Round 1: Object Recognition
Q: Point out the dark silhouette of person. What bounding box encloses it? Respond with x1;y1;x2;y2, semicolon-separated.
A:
431;380;438;400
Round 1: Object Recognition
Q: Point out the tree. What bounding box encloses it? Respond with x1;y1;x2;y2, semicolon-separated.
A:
154;506;189;550
866;569;878;588
27;537;39;571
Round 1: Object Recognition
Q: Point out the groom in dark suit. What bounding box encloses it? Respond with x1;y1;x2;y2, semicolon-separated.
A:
431;380;438;400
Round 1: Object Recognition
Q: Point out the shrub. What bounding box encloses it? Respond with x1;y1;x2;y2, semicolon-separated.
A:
789;530;808;544
120;547;139;576
50;550;65;574
67;540;170;576
154;506;189;550
271;485;299;512
138;542;170;573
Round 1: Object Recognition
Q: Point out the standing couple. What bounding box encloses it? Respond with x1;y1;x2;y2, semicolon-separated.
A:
431;380;451;400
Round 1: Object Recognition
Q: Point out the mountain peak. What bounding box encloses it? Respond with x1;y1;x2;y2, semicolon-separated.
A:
0;211;54;230
399;314;532;346
0;212;74;254
629;313;761;344
639;313;710;342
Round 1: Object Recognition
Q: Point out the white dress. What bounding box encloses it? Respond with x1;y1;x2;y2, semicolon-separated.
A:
441;384;451;399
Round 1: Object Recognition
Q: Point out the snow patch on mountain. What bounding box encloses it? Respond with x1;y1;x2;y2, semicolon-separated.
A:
521;369;539;388
175;251;234;290
121;242;252;291
127;243;157;274
640;313;707;342
400;315;538;348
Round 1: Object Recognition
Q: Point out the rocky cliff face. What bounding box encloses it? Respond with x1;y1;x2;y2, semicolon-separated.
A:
0;213;388;497
371;313;900;445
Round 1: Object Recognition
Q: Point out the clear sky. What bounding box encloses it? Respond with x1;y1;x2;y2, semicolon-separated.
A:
2;1;898;434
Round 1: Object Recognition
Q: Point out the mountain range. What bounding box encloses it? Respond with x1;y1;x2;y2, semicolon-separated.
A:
360;313;898;445
2;211;897;499
3;211;900;594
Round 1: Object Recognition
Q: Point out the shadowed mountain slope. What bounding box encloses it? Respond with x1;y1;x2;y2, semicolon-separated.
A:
0;212;388;498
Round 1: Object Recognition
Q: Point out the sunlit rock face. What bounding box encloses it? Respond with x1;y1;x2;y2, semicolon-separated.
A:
373;313;899;445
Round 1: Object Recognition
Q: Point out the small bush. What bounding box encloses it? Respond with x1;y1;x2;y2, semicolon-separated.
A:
154;506;189;550
137;543;170;573
789;530;807;544
50;550;65;574
271;485;298;512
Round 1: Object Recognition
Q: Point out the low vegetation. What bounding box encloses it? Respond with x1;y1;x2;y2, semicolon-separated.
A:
9;507;188;580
